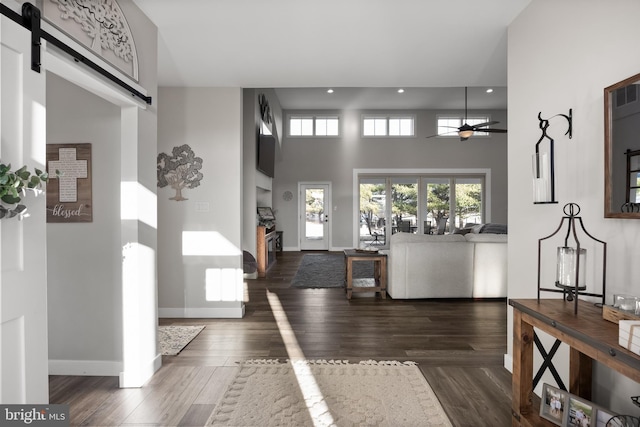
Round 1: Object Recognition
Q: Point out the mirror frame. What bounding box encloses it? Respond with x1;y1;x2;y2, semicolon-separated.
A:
604;72;640;218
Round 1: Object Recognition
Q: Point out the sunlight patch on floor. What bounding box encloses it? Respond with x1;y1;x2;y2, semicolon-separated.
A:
266;290;334;427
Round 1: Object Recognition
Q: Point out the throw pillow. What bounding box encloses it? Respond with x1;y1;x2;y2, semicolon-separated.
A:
452;227;472;235
471;224;485;234
480;223;508;234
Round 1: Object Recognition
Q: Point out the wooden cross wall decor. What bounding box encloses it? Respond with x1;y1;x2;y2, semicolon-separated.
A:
46;143;93;223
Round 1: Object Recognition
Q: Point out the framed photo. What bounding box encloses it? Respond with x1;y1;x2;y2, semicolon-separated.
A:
594;408;617;427
567;396;594;427
540;383;567;425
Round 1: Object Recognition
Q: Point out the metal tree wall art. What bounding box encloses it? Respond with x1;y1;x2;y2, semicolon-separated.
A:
157;145;203;201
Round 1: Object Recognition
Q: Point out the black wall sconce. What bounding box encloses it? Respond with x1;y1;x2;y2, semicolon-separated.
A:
537;203;607;314
533;109;573;204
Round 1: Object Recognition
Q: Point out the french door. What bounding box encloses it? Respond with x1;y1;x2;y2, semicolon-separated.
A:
299;183;331;250
357;172;486;247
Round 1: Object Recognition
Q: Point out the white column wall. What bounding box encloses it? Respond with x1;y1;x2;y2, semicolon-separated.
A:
507;0;640;414
157;87;244;318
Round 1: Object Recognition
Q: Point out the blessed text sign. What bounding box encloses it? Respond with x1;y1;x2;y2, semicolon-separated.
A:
46;143;93;223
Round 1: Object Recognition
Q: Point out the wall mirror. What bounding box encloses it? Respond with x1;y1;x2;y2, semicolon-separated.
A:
605;72;640;218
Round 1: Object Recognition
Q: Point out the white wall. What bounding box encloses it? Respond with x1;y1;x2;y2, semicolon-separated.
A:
274;108;508;250
242;89;283;261
508;0;640;414
46;74;123;370
157;87;244;318
41;0;159;384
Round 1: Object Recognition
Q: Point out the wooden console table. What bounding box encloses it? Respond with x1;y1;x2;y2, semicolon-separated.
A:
510;299;640;426
256;226;276;278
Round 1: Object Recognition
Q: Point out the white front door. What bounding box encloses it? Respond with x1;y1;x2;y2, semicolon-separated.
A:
299;183;330;250
1;15;49;403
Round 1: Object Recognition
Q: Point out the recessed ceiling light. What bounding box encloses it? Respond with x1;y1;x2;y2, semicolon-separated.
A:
486;88;494;93
397;88;405;93
327;89;334;94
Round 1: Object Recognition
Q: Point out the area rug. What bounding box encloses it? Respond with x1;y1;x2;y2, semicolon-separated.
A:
291;253;373;288
158;325;205;355
210;359;452;427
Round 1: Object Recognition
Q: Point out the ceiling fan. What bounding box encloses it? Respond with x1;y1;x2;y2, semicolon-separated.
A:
426;87;508;141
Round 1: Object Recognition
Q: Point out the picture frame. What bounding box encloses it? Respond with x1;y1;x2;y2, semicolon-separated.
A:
594;407;617;427
567;396;594;427
46;143;93;223
540;383;567;426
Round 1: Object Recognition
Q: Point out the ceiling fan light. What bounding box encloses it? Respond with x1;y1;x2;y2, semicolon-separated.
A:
458;129;474;138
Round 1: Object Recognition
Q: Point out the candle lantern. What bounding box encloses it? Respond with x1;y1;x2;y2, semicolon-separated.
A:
537;203;607;314
533;109;572;204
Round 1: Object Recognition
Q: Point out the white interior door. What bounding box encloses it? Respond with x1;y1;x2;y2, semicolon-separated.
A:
299;183;330;250
1;15;49;403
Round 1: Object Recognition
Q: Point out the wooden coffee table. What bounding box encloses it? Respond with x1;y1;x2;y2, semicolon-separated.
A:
343;249;387;300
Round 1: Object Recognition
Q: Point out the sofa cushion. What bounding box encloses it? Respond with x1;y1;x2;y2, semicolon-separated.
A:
464;233;507;243
391;232;466;244
388;237;474;299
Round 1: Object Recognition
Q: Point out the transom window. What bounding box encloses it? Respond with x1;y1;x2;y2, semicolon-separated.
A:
437;115;490;137
289;115;339;136
363;115;415;137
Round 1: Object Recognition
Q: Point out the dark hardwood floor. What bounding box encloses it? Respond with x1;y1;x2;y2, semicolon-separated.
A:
49;251;513;426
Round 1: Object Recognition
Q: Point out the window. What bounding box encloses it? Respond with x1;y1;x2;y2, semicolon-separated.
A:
626;149;640;204
363;117;387;136
616;85;638;108
358;173;486;247
437;115;490;137
289;115;339;136
315;116;339;136
362;115;415;136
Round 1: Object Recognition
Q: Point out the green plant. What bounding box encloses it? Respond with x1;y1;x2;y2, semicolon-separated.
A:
0;163;49;220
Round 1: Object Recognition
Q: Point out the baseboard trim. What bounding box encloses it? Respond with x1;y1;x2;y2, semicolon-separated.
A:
159;305;245;319
504;353;513;373
283;246;355;252
119;353;162;388
49;359;123;376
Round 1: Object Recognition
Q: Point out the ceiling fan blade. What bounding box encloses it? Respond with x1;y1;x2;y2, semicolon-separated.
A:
425;130;458;138
472;121;500;128
481;128;508;133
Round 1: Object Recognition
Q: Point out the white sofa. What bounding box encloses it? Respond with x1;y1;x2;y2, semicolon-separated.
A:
387;231;507;299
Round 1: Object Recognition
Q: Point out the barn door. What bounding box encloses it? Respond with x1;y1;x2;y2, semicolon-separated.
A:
0;14;49;403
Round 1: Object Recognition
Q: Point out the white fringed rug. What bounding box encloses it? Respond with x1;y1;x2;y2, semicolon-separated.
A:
209;359;452;427
158;325;205;355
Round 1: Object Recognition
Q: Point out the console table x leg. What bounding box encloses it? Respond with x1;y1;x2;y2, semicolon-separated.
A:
533;333;566;391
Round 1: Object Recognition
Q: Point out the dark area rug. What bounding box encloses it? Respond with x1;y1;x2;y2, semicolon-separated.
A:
291;253;374;288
